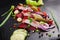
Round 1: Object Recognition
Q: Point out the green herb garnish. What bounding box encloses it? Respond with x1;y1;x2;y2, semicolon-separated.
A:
28;17;33;23
36;29;39;32
0;5;14;27
27;25;30;28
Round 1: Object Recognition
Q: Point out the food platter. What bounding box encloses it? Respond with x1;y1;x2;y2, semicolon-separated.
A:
0;0;60;40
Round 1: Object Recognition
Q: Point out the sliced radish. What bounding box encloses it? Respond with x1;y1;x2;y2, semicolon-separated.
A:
17;17;22;22
17;6;25;10
14;10;19;14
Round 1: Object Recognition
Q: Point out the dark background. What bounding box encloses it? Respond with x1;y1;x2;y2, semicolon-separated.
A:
0;0;26;15
0;0;26;40
0;0;25;7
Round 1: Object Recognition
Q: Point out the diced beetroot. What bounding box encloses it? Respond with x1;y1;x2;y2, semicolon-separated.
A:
28;26;36;31
30;15;34;18
18;23;28;28
23;16;28;19
38;7;41;11
48;20;53;25
43;11;47;17
14;8;19;11
16;13;23;18
22;10;28;13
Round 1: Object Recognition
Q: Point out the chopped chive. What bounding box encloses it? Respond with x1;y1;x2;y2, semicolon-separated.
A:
48;34;51;37
27;25;30;28
28;17;33;23
36;29;39;32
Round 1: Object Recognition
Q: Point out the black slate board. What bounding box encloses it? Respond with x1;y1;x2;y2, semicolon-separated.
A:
0;0;60;40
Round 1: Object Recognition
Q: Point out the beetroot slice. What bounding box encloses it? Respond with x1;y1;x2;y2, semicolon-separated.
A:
16;13;23;18
18;23;28;28
28;26;36;31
